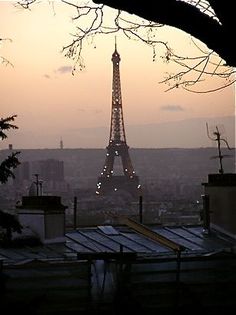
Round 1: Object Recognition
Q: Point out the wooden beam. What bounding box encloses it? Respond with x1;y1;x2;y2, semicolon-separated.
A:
123;218;185;252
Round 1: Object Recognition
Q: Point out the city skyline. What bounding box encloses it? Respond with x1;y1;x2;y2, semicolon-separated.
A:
0;1;235;149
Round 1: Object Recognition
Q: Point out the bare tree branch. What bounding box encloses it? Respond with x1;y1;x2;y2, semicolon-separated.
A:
93;0;236;67
15;0;236;93
0;37;14;67
16;0;38;10
58;0;235;92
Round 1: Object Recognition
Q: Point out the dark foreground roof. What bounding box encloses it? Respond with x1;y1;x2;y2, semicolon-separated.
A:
1;224;235;265
1;223;236;315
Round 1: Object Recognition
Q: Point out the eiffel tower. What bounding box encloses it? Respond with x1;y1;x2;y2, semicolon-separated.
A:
96;42;140;197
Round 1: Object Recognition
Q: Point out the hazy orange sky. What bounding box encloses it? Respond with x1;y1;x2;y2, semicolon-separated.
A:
0;1;235;148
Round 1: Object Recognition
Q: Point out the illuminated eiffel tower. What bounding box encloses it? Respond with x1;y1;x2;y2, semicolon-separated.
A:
96;42;141;197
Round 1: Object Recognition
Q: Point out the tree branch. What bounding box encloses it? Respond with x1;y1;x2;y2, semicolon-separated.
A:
93;0;236;67
16;0;235;92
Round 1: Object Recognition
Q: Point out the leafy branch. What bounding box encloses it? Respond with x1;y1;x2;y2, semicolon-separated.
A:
0;115;19;140
0;152;21;184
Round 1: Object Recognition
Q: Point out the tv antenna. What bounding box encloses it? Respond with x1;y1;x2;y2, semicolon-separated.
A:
206;122;232;174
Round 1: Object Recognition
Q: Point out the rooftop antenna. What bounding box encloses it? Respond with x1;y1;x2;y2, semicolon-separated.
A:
206;122;232;174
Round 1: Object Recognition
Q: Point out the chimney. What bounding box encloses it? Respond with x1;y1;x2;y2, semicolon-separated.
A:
16;196;67;244
202;173;236;239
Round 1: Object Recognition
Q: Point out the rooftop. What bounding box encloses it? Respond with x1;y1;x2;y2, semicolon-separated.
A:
2;222;236;314
1;222;235;266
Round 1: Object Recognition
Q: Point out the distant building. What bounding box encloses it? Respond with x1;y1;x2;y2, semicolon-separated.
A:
31;159;68;195
14;161;30;184
60;138;64;149
31;159;64;182
13;159;69;196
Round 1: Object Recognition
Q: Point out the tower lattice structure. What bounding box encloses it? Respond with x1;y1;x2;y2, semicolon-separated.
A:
96;43;140;197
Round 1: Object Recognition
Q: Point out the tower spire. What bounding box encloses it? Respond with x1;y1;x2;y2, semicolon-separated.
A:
96;45;140;197
115;36;117;51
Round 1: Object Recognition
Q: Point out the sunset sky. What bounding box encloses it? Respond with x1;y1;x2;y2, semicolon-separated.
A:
0;1;235;149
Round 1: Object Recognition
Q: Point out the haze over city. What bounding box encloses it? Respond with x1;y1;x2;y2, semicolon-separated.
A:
0;1;235;149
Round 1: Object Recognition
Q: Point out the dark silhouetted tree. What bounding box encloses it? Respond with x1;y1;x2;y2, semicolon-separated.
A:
0;115;20;184
0;115;21;243
0;210;22;243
